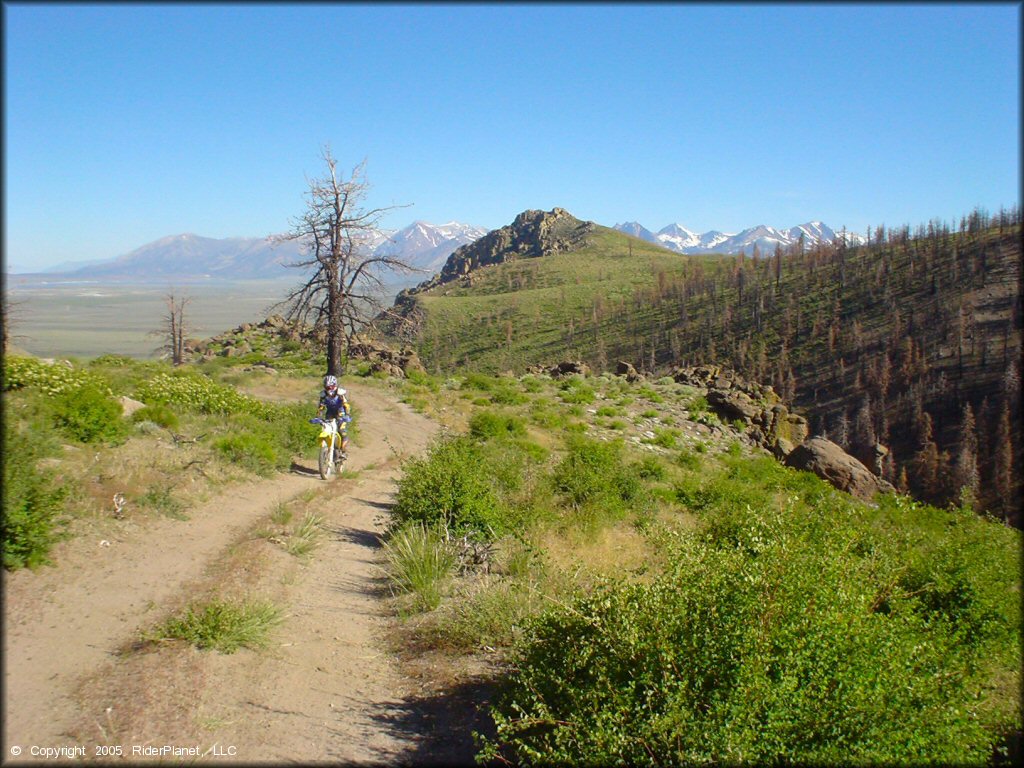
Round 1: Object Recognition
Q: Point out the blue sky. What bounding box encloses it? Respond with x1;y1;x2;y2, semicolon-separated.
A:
4;2;1020;270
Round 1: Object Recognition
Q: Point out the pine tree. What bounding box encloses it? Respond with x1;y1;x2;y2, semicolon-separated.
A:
953;402;980;508
833;411;850;450
911;411;940;503
993;401;1015;521
852;395;876;464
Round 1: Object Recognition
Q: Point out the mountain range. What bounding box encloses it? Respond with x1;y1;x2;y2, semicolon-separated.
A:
11;221;488;283
613;220;866;256
9;216;862;282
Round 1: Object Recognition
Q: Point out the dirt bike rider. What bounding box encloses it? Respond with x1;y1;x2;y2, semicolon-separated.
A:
317;375;351;460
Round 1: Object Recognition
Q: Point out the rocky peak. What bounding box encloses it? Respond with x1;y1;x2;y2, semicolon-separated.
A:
410;207;595;293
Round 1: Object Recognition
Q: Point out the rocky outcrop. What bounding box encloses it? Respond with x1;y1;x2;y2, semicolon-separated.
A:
377;290;427;343
672;365;808;457
184;314;314;361
181;314;423;379
526;361;592;379
784;437;896;501
348;336;425;379
616;361;644;383
375;208;596;343
412;208;595;294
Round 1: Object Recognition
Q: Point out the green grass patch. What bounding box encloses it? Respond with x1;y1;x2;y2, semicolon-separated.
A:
285;513;323;558
383;522;458;613
130;404;179;430
156;599;283;653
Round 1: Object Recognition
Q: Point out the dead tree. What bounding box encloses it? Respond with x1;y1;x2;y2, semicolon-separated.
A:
151;292;191;365
2;295;31;351
274;147;413;376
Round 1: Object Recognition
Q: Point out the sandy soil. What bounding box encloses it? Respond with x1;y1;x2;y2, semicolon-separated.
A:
3;381;488;765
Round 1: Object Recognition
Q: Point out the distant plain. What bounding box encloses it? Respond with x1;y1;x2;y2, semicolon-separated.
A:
5;278;307;360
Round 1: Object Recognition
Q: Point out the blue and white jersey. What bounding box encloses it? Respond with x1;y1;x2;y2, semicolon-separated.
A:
319;389;349;419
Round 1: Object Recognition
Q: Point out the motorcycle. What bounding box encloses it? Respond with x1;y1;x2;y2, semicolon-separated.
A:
310;415;351;480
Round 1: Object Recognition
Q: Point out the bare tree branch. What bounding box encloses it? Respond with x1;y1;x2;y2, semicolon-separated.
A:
269;146;411;375
149;292;191;364
2;295;32;350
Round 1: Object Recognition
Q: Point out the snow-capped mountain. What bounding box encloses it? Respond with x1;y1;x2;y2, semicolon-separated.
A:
15;221;489;282
375;221;489;273
614;222;660;244
657;223;702;251
614;220;866;256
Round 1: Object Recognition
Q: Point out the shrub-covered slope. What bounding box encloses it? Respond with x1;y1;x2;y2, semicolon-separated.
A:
379;207;1022;521
385;368;1022;765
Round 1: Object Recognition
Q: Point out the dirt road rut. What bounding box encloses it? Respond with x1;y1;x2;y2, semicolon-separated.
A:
2;382;464;764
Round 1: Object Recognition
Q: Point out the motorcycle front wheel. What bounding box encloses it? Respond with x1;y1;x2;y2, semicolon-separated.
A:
318;441;333;480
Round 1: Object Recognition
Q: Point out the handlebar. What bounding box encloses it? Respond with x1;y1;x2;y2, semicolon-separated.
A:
310;415;352;425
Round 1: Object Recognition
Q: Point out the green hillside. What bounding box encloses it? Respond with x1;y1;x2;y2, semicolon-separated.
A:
380;207;1022;521
388;224;713;370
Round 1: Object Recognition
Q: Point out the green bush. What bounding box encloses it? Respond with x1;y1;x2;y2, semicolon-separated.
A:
481;485;1021;766
490;384;528;405
675;448;702;470
469;410;527;440
687;395;710;418
637;385;664;403
214;432;278;475
259;402;315;459
2;421;67;569
51;384;129;444
392;435;507;540
649;427;679;448
519;375;544;393
529;401;567;430
512;438;550;463
633;455;667;481
213;402;309;474
552;436;645;514
135;371;270;417
88;353;134;367
3;356;112;396
558;378;596;404
131;404;179;430
461;372;499;392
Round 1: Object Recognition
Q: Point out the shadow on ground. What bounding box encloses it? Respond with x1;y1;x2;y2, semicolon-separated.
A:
368;676;503;768
327;522;382;550
289;461;321;477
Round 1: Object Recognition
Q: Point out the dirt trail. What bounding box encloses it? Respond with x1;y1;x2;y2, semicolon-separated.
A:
2;381;468;764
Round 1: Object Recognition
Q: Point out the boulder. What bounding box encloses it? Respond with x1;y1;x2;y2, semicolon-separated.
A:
706;389;760;422
347;336;427;379
784;437;895;501
549;361;591;378
773;437;796;460
615;361;644;383
118;396;147;417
